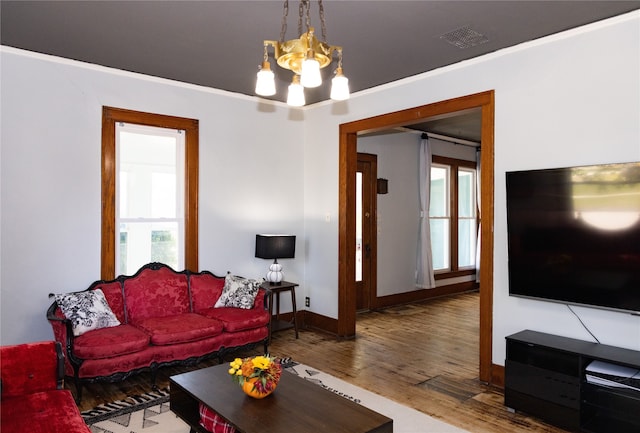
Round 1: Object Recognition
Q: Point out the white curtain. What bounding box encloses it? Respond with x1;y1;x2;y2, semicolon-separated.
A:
416;136;435;289
475;148;481;283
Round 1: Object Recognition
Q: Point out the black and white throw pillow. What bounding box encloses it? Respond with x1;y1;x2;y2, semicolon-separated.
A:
214;274;260;309
54;289;121;336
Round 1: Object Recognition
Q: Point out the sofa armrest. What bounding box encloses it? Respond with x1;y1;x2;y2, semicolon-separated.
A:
254;287;269;310
0;341;64;398
46;299;77;377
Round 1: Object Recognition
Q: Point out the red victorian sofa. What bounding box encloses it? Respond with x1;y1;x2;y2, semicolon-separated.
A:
47;262;270;401
0;341;91;433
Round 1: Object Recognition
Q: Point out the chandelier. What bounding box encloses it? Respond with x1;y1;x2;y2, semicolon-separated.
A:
254;0;350;106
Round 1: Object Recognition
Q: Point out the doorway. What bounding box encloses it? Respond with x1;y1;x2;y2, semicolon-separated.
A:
338;91;495;384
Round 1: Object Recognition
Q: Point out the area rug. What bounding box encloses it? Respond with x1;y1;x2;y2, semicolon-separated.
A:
287;363;469;433
83;363;470;433
82;388;187;433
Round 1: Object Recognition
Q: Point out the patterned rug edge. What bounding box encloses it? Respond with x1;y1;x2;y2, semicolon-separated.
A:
286;362;363;404
81;387;170;425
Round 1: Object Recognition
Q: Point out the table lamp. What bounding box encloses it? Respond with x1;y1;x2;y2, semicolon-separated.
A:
255;234;296;285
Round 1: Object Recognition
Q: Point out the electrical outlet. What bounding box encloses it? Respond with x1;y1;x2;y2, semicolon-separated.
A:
305;297;310;307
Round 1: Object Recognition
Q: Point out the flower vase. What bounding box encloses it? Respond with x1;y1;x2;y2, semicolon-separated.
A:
242;377;276;399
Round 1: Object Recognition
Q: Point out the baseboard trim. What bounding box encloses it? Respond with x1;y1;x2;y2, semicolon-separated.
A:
491;363;505;388
301;310;339;336
372;283;478;309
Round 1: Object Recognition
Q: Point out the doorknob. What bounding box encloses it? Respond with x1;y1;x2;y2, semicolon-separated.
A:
365;244;371;258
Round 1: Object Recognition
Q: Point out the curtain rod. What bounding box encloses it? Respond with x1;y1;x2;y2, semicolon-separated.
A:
420;132;480;149
393;127;481;149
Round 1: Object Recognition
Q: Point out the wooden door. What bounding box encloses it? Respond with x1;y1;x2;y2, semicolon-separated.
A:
356;153;377;311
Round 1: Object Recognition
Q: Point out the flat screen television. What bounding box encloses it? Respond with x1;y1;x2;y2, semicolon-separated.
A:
505;161;640;315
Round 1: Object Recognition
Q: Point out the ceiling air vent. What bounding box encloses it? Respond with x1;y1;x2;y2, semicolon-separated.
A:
439;26;489;49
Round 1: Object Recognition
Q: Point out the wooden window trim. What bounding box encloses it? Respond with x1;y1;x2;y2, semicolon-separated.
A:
101;107;199;279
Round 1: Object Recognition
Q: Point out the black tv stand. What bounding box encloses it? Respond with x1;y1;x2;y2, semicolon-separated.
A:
505;330;640;432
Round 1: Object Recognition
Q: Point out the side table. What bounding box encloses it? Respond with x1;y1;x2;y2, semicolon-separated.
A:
261;281;299;342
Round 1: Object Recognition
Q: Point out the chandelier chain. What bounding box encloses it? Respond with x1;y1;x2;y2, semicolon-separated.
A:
298;0;305;36
283;1;327;42
280;0;289;43
319;0;326;41
305;0;312;33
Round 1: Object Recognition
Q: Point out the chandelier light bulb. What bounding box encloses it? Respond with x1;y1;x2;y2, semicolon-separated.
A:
330;67;350;101
287;75;306;106
255;61;276;96
300;50;322;88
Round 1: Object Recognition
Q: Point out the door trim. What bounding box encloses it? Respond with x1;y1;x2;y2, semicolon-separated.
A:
338;91;495;383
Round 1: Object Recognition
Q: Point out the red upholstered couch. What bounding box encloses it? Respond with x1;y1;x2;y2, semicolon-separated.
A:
0;341;91;433
47;262;270;401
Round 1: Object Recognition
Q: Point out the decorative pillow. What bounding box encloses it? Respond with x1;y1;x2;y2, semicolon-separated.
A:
54;289;121;336
214;274;260;309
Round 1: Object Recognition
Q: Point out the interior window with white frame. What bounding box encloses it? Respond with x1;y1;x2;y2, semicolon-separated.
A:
457;167;477;269
115;122;185;275
429;163;451;271
430;157;477;274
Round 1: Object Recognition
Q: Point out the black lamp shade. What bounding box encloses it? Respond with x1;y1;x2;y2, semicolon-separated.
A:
255;235;296;260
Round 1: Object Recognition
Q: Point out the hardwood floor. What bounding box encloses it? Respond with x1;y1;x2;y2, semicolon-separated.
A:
74;292;569;432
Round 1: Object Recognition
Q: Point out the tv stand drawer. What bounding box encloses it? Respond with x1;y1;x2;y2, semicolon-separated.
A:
505;360;579;409
507;339;580;375
505;388;580;431
581;383;640;432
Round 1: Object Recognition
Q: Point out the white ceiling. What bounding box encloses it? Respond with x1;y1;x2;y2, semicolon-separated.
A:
2;1;638;141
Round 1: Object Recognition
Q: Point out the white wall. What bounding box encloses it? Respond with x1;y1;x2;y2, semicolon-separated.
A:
2;12;639;367
0;50;305;345
303;12;640;363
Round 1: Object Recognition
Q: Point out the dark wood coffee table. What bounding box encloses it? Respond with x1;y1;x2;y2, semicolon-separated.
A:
170;363;393;433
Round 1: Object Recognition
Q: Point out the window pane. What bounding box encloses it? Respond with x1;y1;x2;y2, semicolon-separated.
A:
152;172;177;218
458;219;477;268
458;169;475;218
119;130;178;219
119;231;128;275
118;222;179;274
355;172;362;281
430;164;450;271
120;172;129;217
151;226;179;268
458;167;476;268
430;219;450;270
430;166;449;217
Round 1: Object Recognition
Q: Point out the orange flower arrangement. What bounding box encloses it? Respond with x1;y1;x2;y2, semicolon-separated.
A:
228;355;282;396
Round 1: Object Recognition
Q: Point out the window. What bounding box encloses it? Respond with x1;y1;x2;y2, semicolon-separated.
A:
430;165;450;270
116;123;184;275
457;167;477;268
429;156;477;275
102;107;199;280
